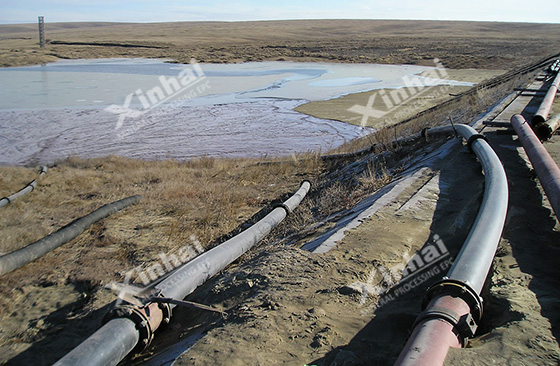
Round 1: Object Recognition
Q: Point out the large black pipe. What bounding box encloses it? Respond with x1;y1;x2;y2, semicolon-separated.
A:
53;182;310;366
0;195;141;276
436;125;508;294
396;124;508;365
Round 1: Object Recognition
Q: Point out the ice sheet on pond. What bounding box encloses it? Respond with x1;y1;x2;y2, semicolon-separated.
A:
0;59;472;164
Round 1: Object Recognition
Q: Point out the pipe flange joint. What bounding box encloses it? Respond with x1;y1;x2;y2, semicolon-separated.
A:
103;305;154;352
413;306;477;347
423;279;483;323
273;203;292;215
413;306;460;330
155;293;172;325
466;134;489;154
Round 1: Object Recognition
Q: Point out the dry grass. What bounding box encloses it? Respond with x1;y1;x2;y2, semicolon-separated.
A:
0;143;398;360
0;20;552;360
0;138;391;292
0;155;321;296
1;20;560;68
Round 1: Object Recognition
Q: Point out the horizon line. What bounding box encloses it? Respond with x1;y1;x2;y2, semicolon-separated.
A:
1;17;560;26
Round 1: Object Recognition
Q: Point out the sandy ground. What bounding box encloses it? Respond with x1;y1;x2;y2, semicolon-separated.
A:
144;77;560;365
295;69;505;128
1;19;560;366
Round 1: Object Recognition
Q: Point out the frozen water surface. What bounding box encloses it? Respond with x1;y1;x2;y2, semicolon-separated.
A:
0;59;472;165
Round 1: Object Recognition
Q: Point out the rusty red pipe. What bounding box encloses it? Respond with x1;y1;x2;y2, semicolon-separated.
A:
395;295;471;366
511;114;560;219
532;72;560;125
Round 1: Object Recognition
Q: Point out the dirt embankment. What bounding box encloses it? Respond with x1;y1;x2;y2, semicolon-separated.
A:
295;69;506;128
1;19;560;366
163;85;560;366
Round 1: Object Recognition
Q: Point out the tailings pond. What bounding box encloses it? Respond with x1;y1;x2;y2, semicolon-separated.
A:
0;59;471;165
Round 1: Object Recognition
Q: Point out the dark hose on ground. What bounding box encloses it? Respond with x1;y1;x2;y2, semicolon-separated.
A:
396;124;508;366
53;181;311;366
0;195;141;277
0;166;47;208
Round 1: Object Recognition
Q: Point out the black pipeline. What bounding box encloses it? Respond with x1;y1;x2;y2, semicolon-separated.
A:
0;166;47;208
396;125;508;366
53;181;310;366
0;195;141;277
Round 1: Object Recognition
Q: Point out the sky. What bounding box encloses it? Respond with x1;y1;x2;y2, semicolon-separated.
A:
1;0;560;24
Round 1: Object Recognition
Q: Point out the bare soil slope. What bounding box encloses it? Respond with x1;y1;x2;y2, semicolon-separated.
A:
169;82;560;366
1;19;560;366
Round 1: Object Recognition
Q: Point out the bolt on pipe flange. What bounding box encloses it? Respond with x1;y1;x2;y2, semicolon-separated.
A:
103;300;169;352
157;297;172;326
423;279;484;323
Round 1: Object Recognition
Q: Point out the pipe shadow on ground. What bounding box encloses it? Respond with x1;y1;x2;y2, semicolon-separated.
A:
307;141;487;365
5;283;113;366
308;127;560;365
487;130;560;342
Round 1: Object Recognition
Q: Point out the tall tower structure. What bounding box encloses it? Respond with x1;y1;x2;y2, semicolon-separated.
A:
38;16;45;48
